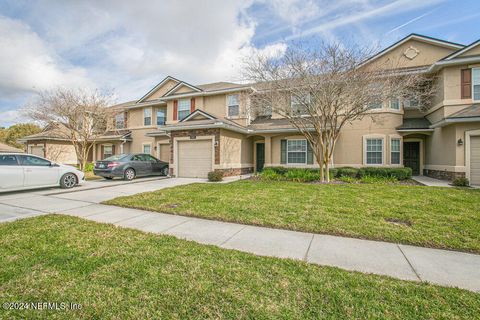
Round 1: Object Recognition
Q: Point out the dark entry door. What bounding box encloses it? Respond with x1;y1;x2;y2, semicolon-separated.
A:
403;142;420;175
256;143;265;172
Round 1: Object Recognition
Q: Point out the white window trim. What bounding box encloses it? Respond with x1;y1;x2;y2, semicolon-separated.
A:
226;94;240;118
389;98;401;111
102;144;114;159
142;142;152;155
389;136;402;166
177;99;191;121
143;107;152;126
472;67;480;102
363;135;385;166
115;113;125;129
156;107;166;126
290;93;311;116
286;139;307;165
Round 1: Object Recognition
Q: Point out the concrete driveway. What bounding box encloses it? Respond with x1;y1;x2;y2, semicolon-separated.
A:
0;177;203;223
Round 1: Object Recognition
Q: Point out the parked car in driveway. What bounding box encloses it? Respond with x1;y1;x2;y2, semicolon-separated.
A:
93;153;169;180
0;153;85;192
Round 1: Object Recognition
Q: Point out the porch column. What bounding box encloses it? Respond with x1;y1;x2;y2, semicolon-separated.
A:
264;135;272;167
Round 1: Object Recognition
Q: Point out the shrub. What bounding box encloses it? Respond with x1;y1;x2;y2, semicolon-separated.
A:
267;166;289;175
338;176;357;183
84;162;94;172
258;168;283;181
335;167;359;178
360;175;398;184
207;171;224;182
284;168;320;182
452;177;469;187
358;167;411;180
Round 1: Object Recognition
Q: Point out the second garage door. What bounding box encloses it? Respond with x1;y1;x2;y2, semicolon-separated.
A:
470;136;480;186
177;140;212;178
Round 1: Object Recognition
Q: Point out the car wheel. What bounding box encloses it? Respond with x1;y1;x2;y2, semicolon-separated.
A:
124;168;136;181
104;177;113;180
161;167;169;176
60;173;77;189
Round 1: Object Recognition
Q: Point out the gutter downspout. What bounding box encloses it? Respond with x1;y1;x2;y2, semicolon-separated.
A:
120;138;127;154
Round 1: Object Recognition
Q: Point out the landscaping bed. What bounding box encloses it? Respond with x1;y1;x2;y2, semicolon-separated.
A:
105;180;480;253
1;215;478;319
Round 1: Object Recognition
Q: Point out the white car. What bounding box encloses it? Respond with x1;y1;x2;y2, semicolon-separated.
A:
0;153;85;192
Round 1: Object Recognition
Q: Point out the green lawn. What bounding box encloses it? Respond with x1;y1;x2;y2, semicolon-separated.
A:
105;180;480;253
1;215;479;319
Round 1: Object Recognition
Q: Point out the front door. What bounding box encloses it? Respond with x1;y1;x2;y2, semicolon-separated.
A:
403;142;420;175
256;143;265;172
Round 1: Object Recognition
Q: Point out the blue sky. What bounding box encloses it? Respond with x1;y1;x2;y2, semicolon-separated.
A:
0;0;479;127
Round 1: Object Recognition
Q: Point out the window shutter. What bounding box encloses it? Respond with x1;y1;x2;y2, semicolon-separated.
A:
124;112;128;128
461;69;472;99
101;145;104;159
280;139;287;164
190;98;195;113
307;142;313;164
173;100;178;121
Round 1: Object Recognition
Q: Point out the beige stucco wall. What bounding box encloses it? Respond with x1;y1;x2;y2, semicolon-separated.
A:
458;45;480;58
45;141;78;165
362;39;456;71
219;129;253;169
145;79;178;101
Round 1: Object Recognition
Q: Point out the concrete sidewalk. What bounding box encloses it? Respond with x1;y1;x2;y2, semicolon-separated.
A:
412;175;452;187
33;202;480;293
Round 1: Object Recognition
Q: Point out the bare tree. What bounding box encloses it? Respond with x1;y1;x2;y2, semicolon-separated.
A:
25;88;114;171
245;42;435;182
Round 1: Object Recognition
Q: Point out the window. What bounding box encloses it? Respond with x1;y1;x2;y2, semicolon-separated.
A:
157;108;166;126
390;98;400;110
473;68;480;101
0;155;18;166
103;145;113;159
365;138;383;165
145;155;158;162
178;99;191;121
227;94;240;117
368;99;383;109
291;94;310;115
391;138;401;165
144;108;152;126
115;113;125;129
20;155;51;166
143;144;151;154
287;140;307;164
403;98;418;108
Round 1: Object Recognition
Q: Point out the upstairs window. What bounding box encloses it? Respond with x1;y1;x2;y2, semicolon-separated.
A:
473;68;480;101
390;98;400;110
391;138;401;165
178;99;191;121
115;113;125;129
365;138;383;165
227;94;239;117
403;98;418;109
157;108;166;126
144;108;152;126
368;99;383;110
291;94;310;115
287;140;307;164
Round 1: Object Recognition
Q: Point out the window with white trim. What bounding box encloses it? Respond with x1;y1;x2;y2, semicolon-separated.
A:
391;138;401;165
390;98;400;110
227;94;239;117
156;108;166;126
368;99;383;109
143;144;151;154
291;93;310;115
403;97;418;109
144;108;152;126
115;113;125;129
365;138;383;165
287;140;307;164
473;68;480;101
103;145;113;159
178;99;191;121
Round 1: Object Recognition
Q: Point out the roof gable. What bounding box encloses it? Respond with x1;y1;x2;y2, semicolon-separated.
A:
163;81;203;97
443;39;480;60
137;76;181;102
359;34;464;70
180;109;216;122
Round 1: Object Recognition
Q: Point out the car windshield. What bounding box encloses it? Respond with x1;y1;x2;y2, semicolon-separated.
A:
103;154;129;161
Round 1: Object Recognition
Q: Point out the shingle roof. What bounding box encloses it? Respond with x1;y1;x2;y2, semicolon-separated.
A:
0;142;24;153
396;118;432;130
447;104;480;118
196;82;250;92
248;117;296;130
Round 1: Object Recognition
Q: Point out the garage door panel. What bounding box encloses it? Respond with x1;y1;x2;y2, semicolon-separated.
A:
178;140;212;178
471;136;480;186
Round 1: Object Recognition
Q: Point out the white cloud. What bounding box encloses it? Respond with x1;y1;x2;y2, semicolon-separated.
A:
0;109;22;127
267;0;319;27
0;15;91;98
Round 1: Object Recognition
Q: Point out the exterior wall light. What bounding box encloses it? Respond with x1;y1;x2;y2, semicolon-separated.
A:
457;138;463;146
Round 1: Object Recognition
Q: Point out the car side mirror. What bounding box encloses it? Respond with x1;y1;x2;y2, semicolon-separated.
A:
50;162;59;167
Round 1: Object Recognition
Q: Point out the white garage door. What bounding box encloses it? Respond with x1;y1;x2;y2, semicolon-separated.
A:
177;140;212;178
470;136;480;186
30;146;44;157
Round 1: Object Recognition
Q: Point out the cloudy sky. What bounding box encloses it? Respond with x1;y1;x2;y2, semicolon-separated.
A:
0;0;479;127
